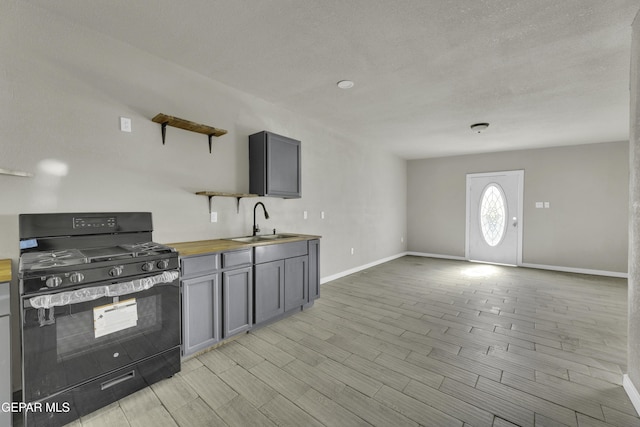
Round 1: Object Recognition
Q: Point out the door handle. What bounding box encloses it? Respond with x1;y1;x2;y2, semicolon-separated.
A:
512;217;518;227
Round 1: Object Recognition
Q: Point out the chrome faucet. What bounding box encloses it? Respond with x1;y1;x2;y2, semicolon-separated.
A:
253;202;270;236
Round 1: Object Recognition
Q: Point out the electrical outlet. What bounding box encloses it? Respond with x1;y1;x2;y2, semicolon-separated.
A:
303;211;308;220
401;237;404;243
544;202;550;208
119;117;132;132
535;202;543;208
210;212;218;223
350;248;354;255
321;211;325;219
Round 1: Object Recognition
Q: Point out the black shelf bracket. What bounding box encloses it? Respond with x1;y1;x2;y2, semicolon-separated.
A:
206;195;244;214
208;134;214;154
161;122;168;145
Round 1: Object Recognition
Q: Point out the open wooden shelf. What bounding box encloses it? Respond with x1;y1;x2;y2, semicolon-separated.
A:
152;113;227;153
196;191;258;213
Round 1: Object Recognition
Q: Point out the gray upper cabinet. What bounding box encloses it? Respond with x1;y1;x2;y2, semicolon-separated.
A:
249;131;301;198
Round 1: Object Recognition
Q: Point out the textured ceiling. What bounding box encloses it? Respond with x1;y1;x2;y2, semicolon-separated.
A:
25;0;639;159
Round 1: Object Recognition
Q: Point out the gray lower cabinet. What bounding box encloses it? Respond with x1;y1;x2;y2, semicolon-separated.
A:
180;249;254;357
254;260;285;323
254;241;313;326
180;241;317;355
284;256;308;312
308;239;320;302
1;281;11;427
182;273;221;356
222;266;253;337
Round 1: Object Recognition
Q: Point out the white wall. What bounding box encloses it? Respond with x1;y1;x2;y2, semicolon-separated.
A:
0;1;407;390
0;0;407;275
407;142;629;274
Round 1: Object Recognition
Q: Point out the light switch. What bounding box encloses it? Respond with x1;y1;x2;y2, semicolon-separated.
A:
544;202;550;208
303;211;308;220
321;211;325;219
535;202;543;208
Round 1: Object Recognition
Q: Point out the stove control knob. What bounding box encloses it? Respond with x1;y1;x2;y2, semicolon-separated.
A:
69;272;85;284
46;276;62;288
141;262;154;272
109;266;124;277
156;259;169;269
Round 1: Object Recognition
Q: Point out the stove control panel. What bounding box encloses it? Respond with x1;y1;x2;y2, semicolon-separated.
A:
73;216;117;230
21;254;179;295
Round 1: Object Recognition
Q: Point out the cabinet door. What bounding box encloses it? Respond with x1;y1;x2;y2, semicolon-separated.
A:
182;273;221;357
285;256;308;312
223;266;253;338
308;240;320;302
249;131;301;198
254;260;285;325
267;133;301;198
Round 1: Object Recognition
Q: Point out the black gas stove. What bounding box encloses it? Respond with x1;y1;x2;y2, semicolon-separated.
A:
18;212;181;427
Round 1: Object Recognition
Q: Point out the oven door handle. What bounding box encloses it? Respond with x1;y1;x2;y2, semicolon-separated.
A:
26;270;179;310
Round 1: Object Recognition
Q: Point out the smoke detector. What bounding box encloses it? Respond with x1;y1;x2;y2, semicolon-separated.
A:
337;80;355;89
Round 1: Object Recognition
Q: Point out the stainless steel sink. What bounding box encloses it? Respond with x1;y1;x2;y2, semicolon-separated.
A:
226;234;297;243
227;236;264;243
257;234;293;240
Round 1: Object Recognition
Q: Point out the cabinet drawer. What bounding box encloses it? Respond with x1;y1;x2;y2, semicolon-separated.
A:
181;253;220;277
222;249;252;269
254;241;308;264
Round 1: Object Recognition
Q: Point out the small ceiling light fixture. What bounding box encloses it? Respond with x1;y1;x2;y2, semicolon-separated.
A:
337;80;355;89
470;122;489;133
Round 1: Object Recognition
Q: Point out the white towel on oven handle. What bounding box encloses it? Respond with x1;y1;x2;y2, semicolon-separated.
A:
28;270;179;309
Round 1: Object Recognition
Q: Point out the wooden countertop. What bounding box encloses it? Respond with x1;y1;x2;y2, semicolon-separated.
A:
167;233;321;257
0;259;12;283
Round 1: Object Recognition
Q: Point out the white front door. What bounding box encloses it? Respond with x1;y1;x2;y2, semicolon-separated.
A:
466;170;523;265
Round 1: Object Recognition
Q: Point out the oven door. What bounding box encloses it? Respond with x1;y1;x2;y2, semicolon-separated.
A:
21;270;180;402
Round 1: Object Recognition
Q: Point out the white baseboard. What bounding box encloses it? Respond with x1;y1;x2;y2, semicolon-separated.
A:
520;262;628;279
320;252;408;284
623;374;640;416
406;251;467;261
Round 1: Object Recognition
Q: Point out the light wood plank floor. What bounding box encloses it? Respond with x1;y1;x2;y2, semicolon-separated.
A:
62;256;639;427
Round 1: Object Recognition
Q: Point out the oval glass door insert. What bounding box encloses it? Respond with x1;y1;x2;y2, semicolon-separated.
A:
479;184;506;246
